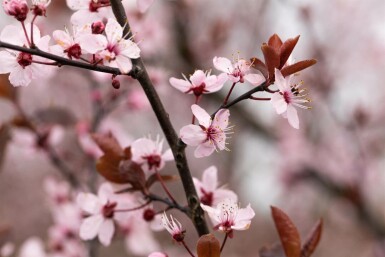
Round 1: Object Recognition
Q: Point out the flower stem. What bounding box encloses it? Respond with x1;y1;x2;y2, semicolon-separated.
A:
155;170;178;204
21;21;31;47
249;96;271;101
223;82;237;105
30;15;38;48
181;240;196;257
114;200;151;212
220;232;229;253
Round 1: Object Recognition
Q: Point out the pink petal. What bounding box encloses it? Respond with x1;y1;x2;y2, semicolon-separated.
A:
286;104;299;129
79;215;104;240
78;34;107;54
120;40;141;59
76;193;102;214
53;30;72;49
162;149;174;161
202;166;218;192
191;104;211;128
9;66;32;87
97;182;114;204
180;124;206;146
190;70;206;86
194;142;215;158
236;204;255;221
98;219;114;246
212;108;230;130
205;73;227;93
169;77;191;93
213;189;238;206
274;68;290;92
244;73;265;86
213;56;233;73
66;0;89;10
137;0;155;13
271;93;287;114
231;220;251;230
193;177;204;198
125;224;159;255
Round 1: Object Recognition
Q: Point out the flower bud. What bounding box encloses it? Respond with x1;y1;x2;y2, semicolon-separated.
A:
143;208;156;222
2;0;29;22
112;79;120;89
91;21;105;34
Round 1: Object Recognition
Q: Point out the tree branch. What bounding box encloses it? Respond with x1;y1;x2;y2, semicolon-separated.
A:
109;0;209;236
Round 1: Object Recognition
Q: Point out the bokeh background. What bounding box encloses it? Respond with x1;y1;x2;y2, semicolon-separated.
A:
0;0;385;256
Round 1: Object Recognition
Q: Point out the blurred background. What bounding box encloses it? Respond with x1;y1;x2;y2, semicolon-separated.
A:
0;0;385;256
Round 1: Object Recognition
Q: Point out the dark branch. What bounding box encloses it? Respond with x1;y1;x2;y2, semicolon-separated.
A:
109;0;209;236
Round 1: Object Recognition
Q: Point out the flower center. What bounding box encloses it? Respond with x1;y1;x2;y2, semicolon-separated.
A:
102;201;117;218
65;44;82;59
7;2;29;22
200;188;214;206
283;91;291;104
17;52;32;68
143;154;161;170
192;83;206;96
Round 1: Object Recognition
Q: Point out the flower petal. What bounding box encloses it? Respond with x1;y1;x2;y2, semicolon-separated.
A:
194;142;215;158
0;51;17;74
180;124;206;146
212;108;230;130
191;104;211;128
137;0;155;13
286;104;299;129
190;70;206;86
271;93;287;114
105;18;123;45
244;73;265;86
98;219;115;246
213;57;233;73
76;192;102;214
169;77;191;93
202;166;218;192
79;215;104;240
274;68;290;92
78;34;107;54
115;55;133;74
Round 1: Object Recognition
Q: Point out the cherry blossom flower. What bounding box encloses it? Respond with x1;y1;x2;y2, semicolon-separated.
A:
180;104;232;158
2;0;28;21
97;18;141;74
201;198;255;237
169;70;228;96
52;26;107;59
0;242;14;257
77;182;127;246
131;135;174;173
66;0;114;26
44;177;71;205
148;252;168;257
0;24;54;87
137;0;154;13
161;213;185;242
31;0;51;16
270;69;311;129
213;56;265;85
193;166;237;207
18;237;47;257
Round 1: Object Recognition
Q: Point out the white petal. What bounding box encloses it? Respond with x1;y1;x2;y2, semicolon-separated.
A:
98;219;115;246
0;51;17;74
274;68;290;92
119;40;141;59
78;34;107;54
213;57;233;73
213;189;238;206
66;0;89;10
76;193;102;214
115;55;133;74
231;220;251;230
180;124;206;146
105;18;123;45
9;66;32;87
205;73;227;93
79;215;104;240
212;108;230;130
162;148;174;161
191;104;211;128
53;30;72;49
286;104;299;129
271;93;287;114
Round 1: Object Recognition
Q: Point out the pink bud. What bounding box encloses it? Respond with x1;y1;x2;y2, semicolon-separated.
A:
91;21;105;34
112;79;120;89
2;0;29;22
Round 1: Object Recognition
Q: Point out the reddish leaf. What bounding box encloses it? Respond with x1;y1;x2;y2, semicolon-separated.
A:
261;44;280;80
279;35;300;68
301;219;323;257
250;57;268;78
280;59;317;77
92;133;123;158
268;34;283;52
0;75;16;101
95;154;123;183
146;174;180;188
271;206;301;257
197;234;220;257
118;159;146;191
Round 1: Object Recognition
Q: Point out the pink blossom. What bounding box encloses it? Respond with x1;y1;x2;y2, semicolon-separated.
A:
0;24;54;87
97;18;141;74
137;0;154;13
52;26;107;59
169;70;228;96
18;237;47;257
270;69;311;129
201;198;255;237
77;182;127;246
0;242;14;257
31;0;51;16
44;177;71;205
131;135;174;173
213;56;265;85
180;104;231;158
66;0;114;26
2;0;28;21
193;166;237;207
161;213;185;242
